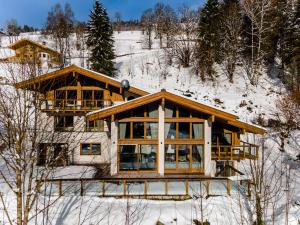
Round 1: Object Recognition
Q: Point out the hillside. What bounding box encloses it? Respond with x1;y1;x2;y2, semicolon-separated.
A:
0;31;299;225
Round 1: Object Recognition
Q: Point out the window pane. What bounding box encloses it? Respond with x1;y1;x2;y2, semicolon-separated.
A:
192;145;204;169
132;107;144;117
91;144;101;154
165;102;176;118
95;120;104;132
119;145;138;171
165;123;176;139
192;123;204;139
178;107;190;117
67;90;77;100
140;145;156;170
94;90;103;99
119;122;130;139
178;145;190;169
147;103;158;118
81;144;90;154
82;90;93;100
178;123;190;139
165;145;176;169
55;116;64;128
56;90;65;99
86;120;94;131
146;123;158;139
224;133;232;145
133;122;144;139
65;116;74;128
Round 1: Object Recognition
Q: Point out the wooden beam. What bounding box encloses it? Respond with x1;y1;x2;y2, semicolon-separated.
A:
208;115;215;122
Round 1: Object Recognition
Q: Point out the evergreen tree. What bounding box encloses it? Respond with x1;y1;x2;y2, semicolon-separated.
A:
195;0;221;81
86;0;115;76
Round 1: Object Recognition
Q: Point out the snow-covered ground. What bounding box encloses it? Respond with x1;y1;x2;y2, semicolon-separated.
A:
0;31;299;225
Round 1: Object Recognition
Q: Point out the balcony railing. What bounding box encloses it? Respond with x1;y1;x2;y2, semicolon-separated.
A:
211;141;258;160
40;99;113;111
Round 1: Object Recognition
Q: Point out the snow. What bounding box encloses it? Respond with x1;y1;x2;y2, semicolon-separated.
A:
0;31;299;225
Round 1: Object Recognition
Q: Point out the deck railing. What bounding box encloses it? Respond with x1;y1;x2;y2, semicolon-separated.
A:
38;177;250;199
211;141;258;160
40;99;112;111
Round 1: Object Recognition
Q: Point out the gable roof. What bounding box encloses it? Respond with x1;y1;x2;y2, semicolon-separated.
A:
8;38;59;55
15;64;149;97
87;90;266;135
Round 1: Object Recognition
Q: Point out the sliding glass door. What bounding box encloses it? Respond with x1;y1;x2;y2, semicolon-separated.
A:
119;144;157;171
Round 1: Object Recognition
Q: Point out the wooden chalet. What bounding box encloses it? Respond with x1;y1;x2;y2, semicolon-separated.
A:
16;65;265;179
7;38;60;67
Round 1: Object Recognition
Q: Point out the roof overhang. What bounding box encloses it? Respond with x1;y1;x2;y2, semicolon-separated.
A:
87;90;266;135
15;65;149;97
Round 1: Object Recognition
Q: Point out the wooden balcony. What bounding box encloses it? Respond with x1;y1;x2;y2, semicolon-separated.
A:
211;141;258;160
40;99;113;112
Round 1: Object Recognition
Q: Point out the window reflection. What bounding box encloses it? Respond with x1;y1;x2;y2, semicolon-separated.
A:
119;145;156;171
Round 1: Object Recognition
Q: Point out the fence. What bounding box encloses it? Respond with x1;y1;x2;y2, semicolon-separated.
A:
39;177;250;199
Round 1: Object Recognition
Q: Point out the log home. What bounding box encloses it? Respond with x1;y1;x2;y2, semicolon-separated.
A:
8;38;60;67
16;65;265;179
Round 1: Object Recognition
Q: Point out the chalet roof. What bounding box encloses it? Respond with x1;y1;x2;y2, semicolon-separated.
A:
15;64;149;97
87;90;266;135
8;38;59;55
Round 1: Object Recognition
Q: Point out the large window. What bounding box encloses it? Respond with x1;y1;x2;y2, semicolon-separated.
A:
164;144;204;171
81;143;101;155
54;116;74;131
119;122;158;140
165;122;204;140
119;144;157;171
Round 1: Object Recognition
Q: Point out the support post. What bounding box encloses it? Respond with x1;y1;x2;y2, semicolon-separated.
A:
158;104;165;175
110;121;118;176
204;120;212;176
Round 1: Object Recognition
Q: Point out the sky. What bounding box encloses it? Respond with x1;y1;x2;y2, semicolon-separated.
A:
0;0;205;29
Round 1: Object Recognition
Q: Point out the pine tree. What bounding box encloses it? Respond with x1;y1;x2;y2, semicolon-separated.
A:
86;0;115;76
195;0;221;81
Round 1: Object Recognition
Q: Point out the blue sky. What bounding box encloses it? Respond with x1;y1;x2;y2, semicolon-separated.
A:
0;0;205;29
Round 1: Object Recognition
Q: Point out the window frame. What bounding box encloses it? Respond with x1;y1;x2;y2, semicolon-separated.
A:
54;115;74;132
85;119;104;132
80;143;101;155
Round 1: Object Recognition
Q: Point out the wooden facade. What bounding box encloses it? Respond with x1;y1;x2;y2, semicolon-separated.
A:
16;65;265;179
87;90;265;177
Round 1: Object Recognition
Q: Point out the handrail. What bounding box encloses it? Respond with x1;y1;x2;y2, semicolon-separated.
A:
40;99;113;110
211;142;258;160
38;176;246;198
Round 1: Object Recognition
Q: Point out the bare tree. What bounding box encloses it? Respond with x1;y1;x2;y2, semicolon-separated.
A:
74;22;86;67
44;3;75;68
169;5;198;68
6;19;21;44
0;62;84;225
219;2;242;83
241;0;273;86
271;92;300;152
141;9;155;50
240;137;286;225
114;12;122;34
